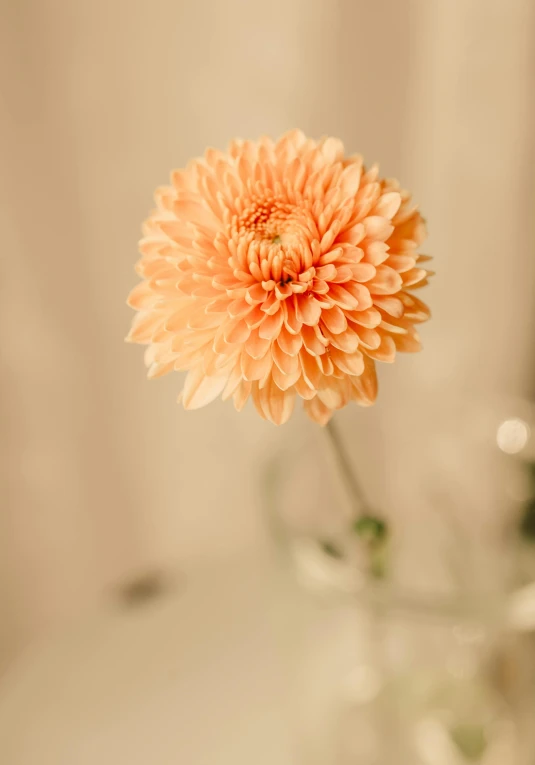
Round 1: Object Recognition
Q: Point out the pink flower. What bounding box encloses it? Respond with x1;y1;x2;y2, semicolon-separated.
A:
127;130;431;425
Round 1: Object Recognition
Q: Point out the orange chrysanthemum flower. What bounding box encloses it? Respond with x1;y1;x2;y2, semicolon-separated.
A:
127;130;431;425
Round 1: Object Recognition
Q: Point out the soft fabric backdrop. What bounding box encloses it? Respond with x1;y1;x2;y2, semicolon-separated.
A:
0;0;533;664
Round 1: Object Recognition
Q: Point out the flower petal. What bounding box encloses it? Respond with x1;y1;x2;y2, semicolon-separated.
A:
373;296;404;318
401;268;429;287
320;305;347;334
326;284;359;310
295;376;316;400
387;255;416;273
258;310;284;340
337;223;365;246
354;325;381;349
349;356;378;406
299;348;323;390
262;377;296;425
350;263;376;282
303;396;333;425
126;311;165;342
317;377;351;409
343;282;372;310
224;319;251;344
329;347;365;376
284;298;303;334
127;283;159;310
339;161;363;197
349;307;382;328
222;363;243;401
364;333;396;363
301;324;327;356
367;265;403;295
182;366;228;409
245;283;269;305
245;329;272;359
322;326;360;353
240;348;273;381
295;294;323;326
363;216;394;242
272;341;299;375
271;364;301;391
277;325;303;355
372;191;401;219
399;293;431;322
364;241;390;265
173;199;219;231
233;380;252;412
393;329;422;353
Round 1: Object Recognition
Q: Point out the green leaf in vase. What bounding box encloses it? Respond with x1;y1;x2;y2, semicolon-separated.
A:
450;723;488;761
519;498;535;542
353;515;388;544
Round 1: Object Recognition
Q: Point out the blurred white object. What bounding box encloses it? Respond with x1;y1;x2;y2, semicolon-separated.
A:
496;419;531;456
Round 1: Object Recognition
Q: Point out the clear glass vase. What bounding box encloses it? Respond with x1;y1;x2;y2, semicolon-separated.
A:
334;593;523;765
264;395;535;765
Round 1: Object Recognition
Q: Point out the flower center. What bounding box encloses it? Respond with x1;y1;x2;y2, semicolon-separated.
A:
232;196;315;289
237;197;291;242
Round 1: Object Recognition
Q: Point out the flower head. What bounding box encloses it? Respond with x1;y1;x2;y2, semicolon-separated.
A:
127;130;431;425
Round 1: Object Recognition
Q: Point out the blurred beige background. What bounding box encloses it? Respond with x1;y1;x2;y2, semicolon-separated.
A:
1;0;534;670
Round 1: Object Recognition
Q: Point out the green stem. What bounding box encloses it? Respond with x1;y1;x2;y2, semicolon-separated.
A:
324;417;388;578
324;417;369;515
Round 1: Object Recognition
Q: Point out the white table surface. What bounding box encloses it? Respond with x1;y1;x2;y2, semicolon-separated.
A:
0;554;306;765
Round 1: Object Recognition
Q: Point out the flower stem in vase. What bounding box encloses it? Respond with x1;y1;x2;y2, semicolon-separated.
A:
324;417;390;579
